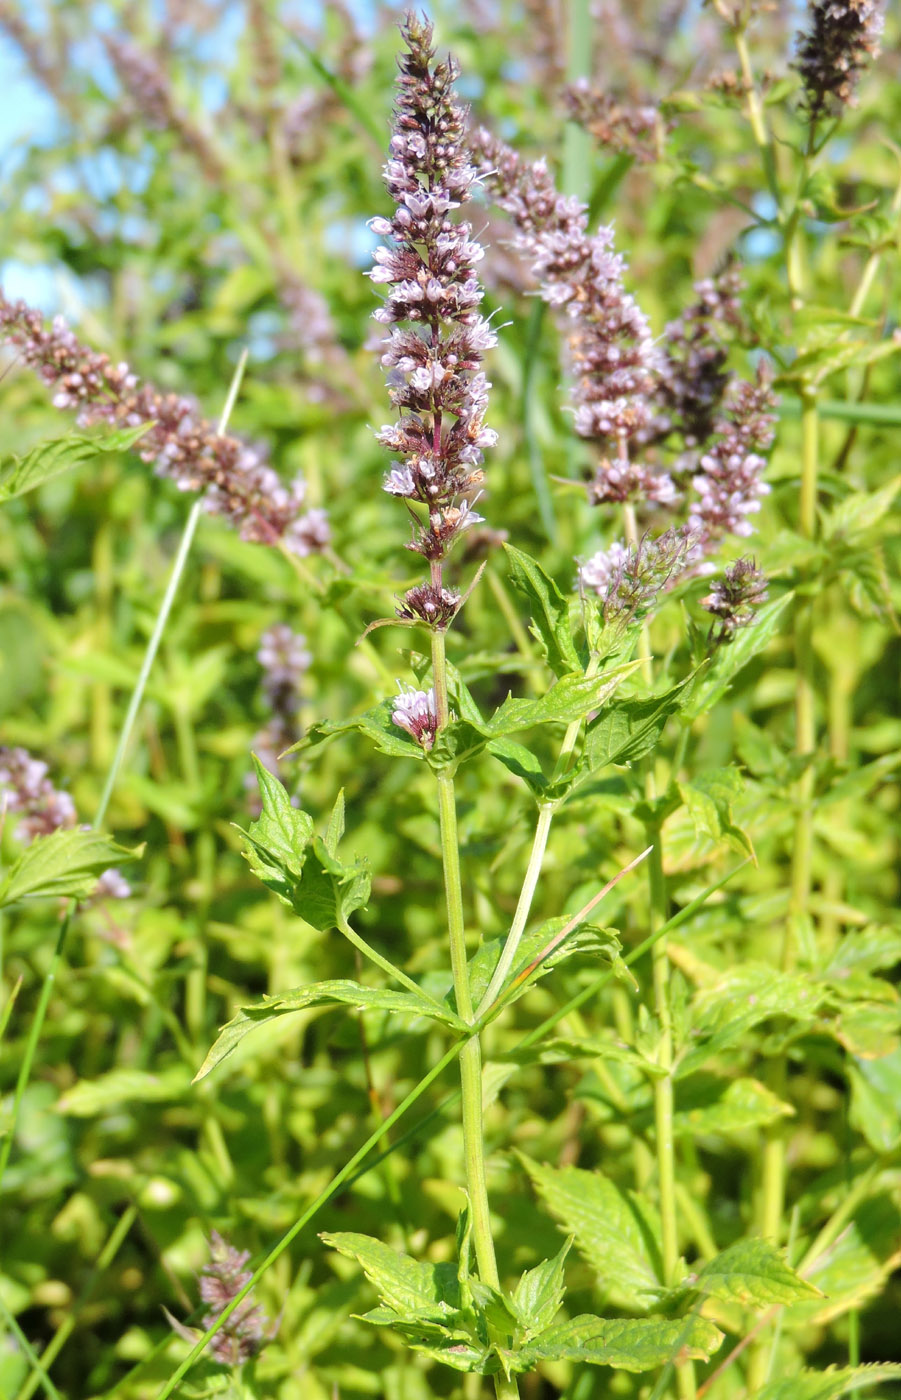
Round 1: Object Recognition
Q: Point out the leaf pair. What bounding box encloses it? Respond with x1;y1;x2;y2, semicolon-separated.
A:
322;1227;723;1377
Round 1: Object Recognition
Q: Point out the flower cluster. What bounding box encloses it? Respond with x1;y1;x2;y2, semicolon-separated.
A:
0;745;76;843
649;261;746;451
391;685;439;749
688;368;775;545
198;1232;269;1367
472;130;673;504
395;583;460;628
795;0;885;121
562;79;666;163
369;13;497;587
579;528;696;626
702;557;769;640
0;294;330;556
252;625;311;779
0;746;130;897
103;33;224;181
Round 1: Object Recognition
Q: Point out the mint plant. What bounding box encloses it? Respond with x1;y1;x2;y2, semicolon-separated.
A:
0;3;899;1399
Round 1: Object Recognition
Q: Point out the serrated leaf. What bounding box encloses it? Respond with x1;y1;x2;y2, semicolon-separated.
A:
520;1158;663;1310
321;1232;461;1317
484;663;641;737
0;829;141;908
786;1193;901;1325
684;595;792;719
0;423;150;502
571;682;689;787
504;543;581;677
756;1365;901;1400
512;1240;571;1336
824;476;901;543
237;756;314;901
673;1075;793;1136
678;767;754;858
195;980;456;1080
462;920;622;1013
289;700;428;760
236;761;369;930
686;1238;819;1306
849;1047;901;1153
519;1313;723;1370
486;737;548;795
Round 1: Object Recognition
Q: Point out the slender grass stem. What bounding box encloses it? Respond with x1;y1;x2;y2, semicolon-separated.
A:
0;354;248;1196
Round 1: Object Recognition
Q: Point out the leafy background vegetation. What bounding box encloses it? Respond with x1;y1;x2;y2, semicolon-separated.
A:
0;1;899;1397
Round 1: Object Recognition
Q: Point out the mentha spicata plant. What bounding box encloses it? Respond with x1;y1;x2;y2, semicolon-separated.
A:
1;1;900;1398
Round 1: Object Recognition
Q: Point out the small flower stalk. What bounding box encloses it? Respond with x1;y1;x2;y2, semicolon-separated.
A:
369;10;497;645
0;294;329;556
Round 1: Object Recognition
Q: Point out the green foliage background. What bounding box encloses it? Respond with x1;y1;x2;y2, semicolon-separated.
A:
0;1;899;1397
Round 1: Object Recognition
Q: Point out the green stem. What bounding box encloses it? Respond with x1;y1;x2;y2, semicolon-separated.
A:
751;389;820;1390
732;26;781;212
0;354;248;1197
431;630;518;1400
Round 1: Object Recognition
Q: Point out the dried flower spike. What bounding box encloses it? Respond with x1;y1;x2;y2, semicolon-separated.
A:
0;745;128;897
0;293;329;556
472;130;672;505
702;557;769;640
197;1231;269;1367
370;13;497;570
795;0;885;122
251;625;312;780
579;528;695;626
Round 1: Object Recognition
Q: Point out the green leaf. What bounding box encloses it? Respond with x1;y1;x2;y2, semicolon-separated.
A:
824;476;901;543
238;756;314;902
512;1240;571;1337
0;423;150;503
235;760;369;930
486;737;549;796
686;1238;819;1307
464;920;622;1011
519;1313;723;1370
786;1193;901;1325
0;829;140;908
56;1066;191;1116
195;980;457;1080
678;768;754;858
520;1158;663;1311
849;1048;901;1153
684;595;792;720
576;681;690;780
504;544;581;678
755;1365;901;1400
672;1076;793;1137
289;700;429;760
484;663;641;738
321;1232;461;1317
